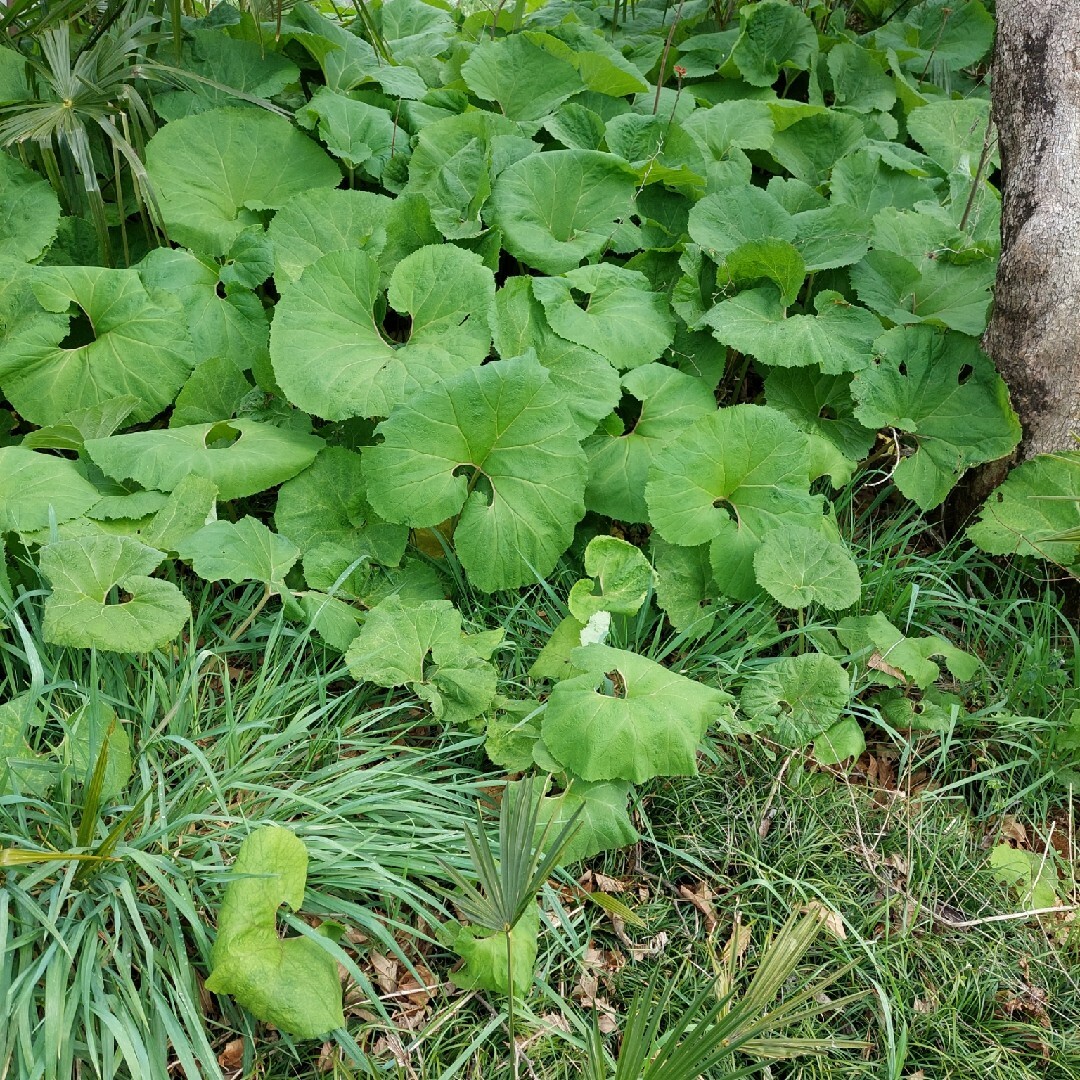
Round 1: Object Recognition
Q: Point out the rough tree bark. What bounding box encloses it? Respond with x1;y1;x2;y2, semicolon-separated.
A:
982;2;1080;457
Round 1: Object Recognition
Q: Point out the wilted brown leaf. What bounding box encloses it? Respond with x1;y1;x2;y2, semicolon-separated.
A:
218;1037;244;1072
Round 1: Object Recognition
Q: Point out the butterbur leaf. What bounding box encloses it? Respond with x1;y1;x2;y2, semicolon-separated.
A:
851;326;1021;510
688;184;795;264
646;405;826;600
488;149;637;276
529;614;588;682
989;844;1059;912
0;447;100;534
85;420;323;501
296;88;397;178
461;34;583;121
740;654;850;747
651;536;725;637
0;696;44;795
753;525;861;611
145;107;341;256
344;596;498;725
585;364;717;523
511;777;638;864
0;265;193;426
876;0;994;74
827;43;896;114
451;902;540;995
270;245;495;420
541;643;737;783
0;153;61;261
568;535;654;623
178;517;300;590
968;452;1080;573
719;239;806;307
813;717;865;766
206;826;344;1038
275;447;408;568
732;0;817;87
837;612;979;689
63;700;131;801
907;98;995;177
39;536;191;652
267;188;394;287
532;265;675;370
364;356;587;592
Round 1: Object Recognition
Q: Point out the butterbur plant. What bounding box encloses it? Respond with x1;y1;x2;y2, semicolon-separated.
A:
439;775;583;1080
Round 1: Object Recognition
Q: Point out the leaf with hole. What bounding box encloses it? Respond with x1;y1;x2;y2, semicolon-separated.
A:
206;825;345;1038
740;653;850;747
270;244;494;420
541;643;737;783
39;536;191;652
85;420;322;502
363;355;587;592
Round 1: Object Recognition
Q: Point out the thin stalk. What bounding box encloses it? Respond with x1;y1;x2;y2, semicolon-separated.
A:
506;925;517;1080
652;0;684;115
958;116;995;233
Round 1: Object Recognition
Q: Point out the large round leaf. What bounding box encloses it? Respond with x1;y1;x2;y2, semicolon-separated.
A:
0;265;193;425
585;363;717;523
0;153;60;262
541;643;736;783
740;653;850;747
488;149;637;276
363;355;587;592
268;188;394;286
145;107;341;255
0;447;100;534
753;524;861;611
270;244;495;420
687;184;795;264
39;536;191;652
85;420;323;501
646;405;826;600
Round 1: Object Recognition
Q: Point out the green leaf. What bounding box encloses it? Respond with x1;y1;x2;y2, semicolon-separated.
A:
837;612;979;689
171;355;253;427
267;188;394;287
0;447;100;534
531;25;648;98
0;153;60;262
753;525;861;611
851;326;1021;510
740;654;850;746
651;536;725;638
275;447;407;568
545;103;606;151
764;367;876;464
529;614;588;682
85;420;323;501
968;453;1080;573
488;149;637;276
827;43;896;114
137;248;269;373
0;265;193;426
768;110;866;187
139;475;219;554
206;825;345;1038
39;536;191;652
813;717;865;766
270;245;494;420
461;33;583;121
568;535;654;623
585;363;717;523
718;240;805;307
646;405;825;599
0;696;44;796
451;902;540;995
514;777;638;864
145;107;341;256
541;643;736;783
21;396;140;453
850;248;995;337
345;596;498;726
989;844;1059;912
364;355;587;592
688;184;795;265
178;517;300;589
876;0;994;73
532;264;675;370
63;700;131;802
792;204;871;272
907;98;994;177
296;88;397;179
683;99;775;159
732;0;817;87
491;277;620;438
287;591;362;652
831;145;940;217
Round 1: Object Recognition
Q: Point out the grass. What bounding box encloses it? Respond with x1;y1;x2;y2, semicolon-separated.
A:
2;493;1078;1080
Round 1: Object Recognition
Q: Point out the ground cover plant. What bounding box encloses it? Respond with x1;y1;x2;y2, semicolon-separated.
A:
1;0;1079;1075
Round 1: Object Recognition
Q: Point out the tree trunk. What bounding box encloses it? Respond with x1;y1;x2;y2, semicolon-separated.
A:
982;1;1080;457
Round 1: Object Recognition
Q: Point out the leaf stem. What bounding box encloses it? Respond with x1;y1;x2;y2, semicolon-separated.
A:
652;0;685;115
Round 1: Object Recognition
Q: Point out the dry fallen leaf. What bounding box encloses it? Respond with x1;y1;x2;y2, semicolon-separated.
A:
217;1037;244;1072
678;880;718;932
868;651;906;682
